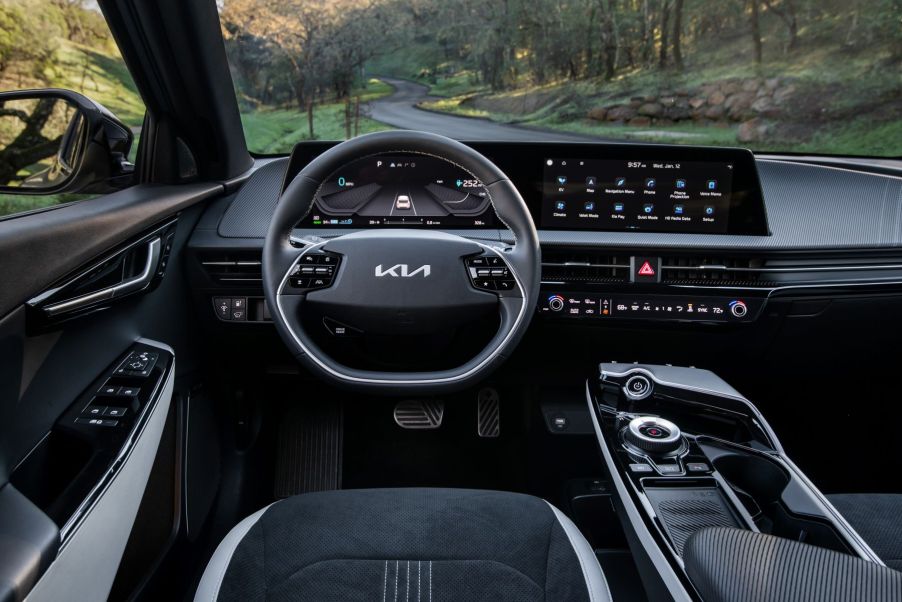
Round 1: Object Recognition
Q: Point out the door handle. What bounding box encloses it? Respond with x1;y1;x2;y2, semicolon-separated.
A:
44;237;162;316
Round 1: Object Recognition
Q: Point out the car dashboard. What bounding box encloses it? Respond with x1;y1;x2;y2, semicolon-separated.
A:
189;141;902;331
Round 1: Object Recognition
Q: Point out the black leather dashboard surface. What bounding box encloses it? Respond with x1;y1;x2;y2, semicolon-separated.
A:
217;154;902;250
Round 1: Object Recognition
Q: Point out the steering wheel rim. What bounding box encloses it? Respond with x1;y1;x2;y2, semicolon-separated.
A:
262;130;540;393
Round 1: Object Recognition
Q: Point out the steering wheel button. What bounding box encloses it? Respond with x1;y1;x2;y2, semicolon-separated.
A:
468;257;487;266
496;280;515;290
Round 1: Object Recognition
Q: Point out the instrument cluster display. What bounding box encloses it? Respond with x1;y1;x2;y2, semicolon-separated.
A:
298;154;499;229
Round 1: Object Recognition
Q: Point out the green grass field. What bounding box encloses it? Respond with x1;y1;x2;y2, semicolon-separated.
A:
240;79;394;154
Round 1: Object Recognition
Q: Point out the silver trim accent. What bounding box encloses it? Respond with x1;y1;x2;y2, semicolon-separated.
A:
780;454;885;565
274;238;529;385
44;238;161;316
194;503;276;602
545;501;613;601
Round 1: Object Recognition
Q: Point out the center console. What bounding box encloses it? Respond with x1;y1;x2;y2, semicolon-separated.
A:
586;363;882;601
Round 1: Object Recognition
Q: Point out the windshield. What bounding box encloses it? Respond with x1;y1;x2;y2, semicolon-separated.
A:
219;0;901;157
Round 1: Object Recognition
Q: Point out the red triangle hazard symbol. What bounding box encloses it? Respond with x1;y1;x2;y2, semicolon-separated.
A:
638;261;656;276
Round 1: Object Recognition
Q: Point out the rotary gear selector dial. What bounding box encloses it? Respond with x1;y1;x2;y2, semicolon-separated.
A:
623;416;684;455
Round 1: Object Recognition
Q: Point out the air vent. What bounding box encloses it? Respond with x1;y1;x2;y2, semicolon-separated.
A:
661;254;902;288
200;251;262;284
661;256;771;287
542;250;630;284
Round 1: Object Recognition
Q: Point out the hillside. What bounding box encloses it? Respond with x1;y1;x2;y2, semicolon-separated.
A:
369;1;901;156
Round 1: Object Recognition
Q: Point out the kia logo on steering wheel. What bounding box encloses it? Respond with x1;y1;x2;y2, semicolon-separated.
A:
375;264;431;278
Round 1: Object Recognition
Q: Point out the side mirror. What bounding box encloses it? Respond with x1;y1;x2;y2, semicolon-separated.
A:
0;89;135;195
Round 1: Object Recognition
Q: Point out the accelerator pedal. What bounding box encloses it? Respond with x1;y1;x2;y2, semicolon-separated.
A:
274;402;343;498
477;388;500;438
393;400;444;429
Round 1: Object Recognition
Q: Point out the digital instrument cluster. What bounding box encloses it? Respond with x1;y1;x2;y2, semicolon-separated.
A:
297;154;499;229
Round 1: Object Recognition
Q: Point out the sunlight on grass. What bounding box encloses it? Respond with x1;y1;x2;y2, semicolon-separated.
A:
240;79;395;153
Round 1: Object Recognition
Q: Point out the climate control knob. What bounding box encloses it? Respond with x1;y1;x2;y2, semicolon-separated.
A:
623;416;684;455
548;295;565;312
729;300;748;318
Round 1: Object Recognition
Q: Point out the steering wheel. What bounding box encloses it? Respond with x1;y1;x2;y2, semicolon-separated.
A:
263;131;540;393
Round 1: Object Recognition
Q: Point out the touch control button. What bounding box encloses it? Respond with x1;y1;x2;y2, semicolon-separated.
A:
657;464;682;475
623;374;653;400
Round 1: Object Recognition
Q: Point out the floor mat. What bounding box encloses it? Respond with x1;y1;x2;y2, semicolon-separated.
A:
273;400;343;498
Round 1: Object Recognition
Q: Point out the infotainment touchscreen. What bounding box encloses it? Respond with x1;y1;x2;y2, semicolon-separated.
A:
542;158;737;233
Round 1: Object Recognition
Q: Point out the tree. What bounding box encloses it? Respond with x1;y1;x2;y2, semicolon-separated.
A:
672;0;685;70
748;0;763;65
762;0;798;52
659;0;672;68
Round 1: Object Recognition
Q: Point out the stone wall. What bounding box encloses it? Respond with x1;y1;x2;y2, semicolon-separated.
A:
587;77;797;138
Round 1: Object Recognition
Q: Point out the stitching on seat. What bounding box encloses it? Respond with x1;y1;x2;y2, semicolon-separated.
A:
266;557;544;595
406;560;410;602
395;560;399;602
429;560;432;602
417;560;421;602
383;560;388;602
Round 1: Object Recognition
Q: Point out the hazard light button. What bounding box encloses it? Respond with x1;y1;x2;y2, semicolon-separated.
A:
631;257;661;283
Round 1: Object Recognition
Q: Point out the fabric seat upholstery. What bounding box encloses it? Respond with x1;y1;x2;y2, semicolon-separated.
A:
195;488;611;601
828;493;902;571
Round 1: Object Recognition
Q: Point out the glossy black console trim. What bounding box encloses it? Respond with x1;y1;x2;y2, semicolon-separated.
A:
587;365;885;600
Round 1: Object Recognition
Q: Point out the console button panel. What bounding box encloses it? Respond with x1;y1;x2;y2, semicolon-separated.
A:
539;292;763;322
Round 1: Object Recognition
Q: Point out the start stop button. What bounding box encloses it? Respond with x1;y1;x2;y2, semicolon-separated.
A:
624;374;653;400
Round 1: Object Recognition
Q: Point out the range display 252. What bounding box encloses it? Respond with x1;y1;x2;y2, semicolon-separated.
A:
284;141;770;236
296;154;499;229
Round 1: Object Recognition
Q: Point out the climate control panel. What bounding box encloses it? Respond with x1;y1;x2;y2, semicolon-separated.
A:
538;292;763;322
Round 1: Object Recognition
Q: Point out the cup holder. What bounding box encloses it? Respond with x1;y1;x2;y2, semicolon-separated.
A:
705;443;852;554
713;452;789;504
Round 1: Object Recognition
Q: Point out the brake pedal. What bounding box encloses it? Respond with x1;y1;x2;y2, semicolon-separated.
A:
477;388;500;438
394;400;444;429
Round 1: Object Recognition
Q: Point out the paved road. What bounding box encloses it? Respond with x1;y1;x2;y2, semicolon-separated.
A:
369;78;598;142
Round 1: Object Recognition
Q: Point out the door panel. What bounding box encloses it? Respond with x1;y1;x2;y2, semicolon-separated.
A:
0;183;223;601
24;345;174;602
